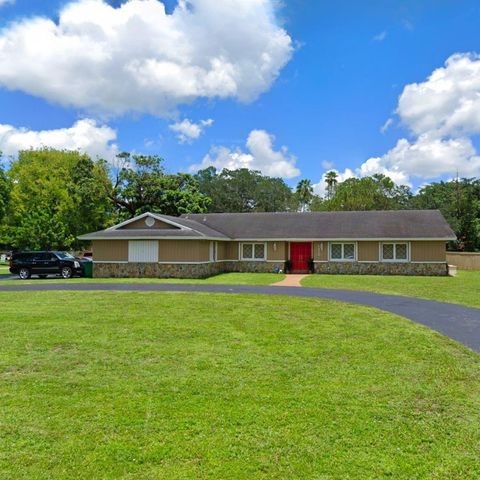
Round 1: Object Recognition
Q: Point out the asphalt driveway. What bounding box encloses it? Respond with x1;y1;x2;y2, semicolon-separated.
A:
1;282;480;352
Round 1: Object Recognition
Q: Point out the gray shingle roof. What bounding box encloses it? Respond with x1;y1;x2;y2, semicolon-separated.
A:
79;210;456;241
183;210;456;240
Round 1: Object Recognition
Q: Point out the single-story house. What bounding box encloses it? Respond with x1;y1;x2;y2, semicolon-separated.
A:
78;210;456;278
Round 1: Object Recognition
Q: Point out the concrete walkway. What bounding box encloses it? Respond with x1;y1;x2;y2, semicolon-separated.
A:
1;282;480;352
271;274;308;287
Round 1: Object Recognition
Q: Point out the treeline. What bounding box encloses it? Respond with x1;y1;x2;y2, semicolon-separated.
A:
0;149;479;251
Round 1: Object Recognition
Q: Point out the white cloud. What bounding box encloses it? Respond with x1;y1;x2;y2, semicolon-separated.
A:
362;53;480;184
169;118;213;143
0;0;14;6
0;0;293;116
373;30;387;42
191;129;300;178
397;53;480;137
0;119;118;160
361;135;480;182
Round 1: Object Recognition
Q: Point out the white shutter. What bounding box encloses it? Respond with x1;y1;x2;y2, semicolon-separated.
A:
128;241;159;263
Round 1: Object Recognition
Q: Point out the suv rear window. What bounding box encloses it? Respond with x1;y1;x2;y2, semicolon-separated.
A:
13;253;34;261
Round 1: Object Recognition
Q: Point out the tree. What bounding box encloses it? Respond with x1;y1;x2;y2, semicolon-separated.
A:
319;175;412;211
255;176;293;212
111;153;210;218
295;179;313;212
412;178;480;251
195;167;293;213
324;170;338;200
0;161;11;225
1;149;112;250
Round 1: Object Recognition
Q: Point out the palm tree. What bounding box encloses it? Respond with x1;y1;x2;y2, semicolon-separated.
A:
325;170;338;200
296;179;313;212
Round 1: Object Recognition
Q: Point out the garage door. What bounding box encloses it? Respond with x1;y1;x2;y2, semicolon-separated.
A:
128;241;159;263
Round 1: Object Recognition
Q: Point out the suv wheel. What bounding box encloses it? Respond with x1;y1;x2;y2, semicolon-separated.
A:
61;267;73;279
19;267;31;280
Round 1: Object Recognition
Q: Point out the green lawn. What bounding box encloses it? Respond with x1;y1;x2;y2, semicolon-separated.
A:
1;291;479;479
302;270;480;308
0;272;284;286
0;265;9;276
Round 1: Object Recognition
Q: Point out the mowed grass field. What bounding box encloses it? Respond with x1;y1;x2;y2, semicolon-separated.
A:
0;272;285;285
301;271;480;308
1;292;480;479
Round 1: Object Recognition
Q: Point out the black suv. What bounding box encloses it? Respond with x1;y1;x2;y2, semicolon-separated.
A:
10;251;84;280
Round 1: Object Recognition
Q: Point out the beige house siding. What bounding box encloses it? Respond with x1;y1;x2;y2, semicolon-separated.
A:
223;241;239;260
267;241;287;261
158;240;210;262
216;242;227;261
358;241;379;262
313;241;328;261
120;217;178;230
411;241;446;262
93;240;128;262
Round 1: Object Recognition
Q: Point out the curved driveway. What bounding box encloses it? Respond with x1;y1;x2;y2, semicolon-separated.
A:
1;282;480;352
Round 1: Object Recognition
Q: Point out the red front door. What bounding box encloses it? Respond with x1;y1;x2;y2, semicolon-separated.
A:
290;242;312;273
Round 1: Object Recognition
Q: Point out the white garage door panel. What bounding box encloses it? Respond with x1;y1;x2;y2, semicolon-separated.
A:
128;241;159;263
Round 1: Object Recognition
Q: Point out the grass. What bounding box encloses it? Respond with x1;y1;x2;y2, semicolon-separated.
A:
0;272;285;286
301;270;480;308
1;291;480;479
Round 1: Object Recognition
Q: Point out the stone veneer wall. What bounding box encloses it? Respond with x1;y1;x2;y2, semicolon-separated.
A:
314;261;448;276
93;261;284;279
94;260;448;278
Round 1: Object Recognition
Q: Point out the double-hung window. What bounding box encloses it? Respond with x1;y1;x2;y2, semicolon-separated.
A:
241;243;266;261
381;243;408;262
330;243;356;261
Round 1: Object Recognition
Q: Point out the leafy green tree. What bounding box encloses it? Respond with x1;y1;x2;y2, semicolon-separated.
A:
412;178;480;251
256;176;293;212
195;167;293;213
319;175;412;211
1;149;112;250
0;161;11;225
111;153;210;218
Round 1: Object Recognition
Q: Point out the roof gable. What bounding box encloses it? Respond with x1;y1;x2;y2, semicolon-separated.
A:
109;213;188;232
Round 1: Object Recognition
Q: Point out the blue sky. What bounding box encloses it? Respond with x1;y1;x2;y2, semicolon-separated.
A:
1;0;480;193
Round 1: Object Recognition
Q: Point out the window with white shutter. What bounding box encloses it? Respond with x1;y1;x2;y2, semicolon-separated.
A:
128;241;159;263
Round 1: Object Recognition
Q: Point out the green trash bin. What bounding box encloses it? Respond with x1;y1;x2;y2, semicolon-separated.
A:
82;260;93;278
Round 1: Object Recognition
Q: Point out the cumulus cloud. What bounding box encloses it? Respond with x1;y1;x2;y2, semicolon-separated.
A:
0;0;293;116
0;119;118;160
169;118;213;143
361;135;480;182
360;53;480;185
397;53;480;137
191;129;300;178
